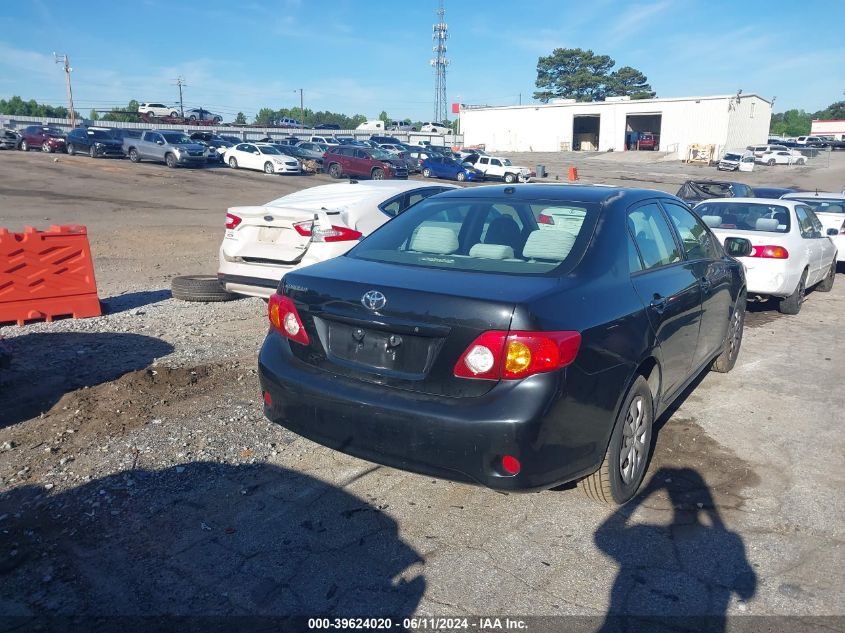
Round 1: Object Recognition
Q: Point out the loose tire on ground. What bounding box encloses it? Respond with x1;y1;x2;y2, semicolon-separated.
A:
578;375;654;505
171;275;239;302
712;291;746;373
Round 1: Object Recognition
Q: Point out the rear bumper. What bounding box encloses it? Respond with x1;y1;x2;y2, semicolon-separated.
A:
258;331;617;492
742;260;800;297
93;146;125;157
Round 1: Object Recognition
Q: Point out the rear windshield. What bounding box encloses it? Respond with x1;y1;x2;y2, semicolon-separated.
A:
696;202;791;233
348;197;599;275
786;197;845;214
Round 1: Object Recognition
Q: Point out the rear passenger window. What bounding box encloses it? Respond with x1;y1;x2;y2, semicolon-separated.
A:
627;203;681;270
627;230;643;272
661;201;721;261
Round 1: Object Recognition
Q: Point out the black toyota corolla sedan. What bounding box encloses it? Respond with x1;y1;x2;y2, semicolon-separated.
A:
258;185;750;504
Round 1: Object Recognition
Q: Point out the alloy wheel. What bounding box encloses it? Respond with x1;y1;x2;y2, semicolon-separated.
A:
619;395;648;484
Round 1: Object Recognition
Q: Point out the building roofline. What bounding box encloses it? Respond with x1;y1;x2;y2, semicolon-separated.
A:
461;94;772;112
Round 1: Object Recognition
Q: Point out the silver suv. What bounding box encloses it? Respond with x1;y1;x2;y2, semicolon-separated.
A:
125;130;208;168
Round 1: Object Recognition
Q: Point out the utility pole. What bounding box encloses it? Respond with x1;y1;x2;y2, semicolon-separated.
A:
519;93;522;105
174;76;186;118
294;89;304;131
53;53;75;127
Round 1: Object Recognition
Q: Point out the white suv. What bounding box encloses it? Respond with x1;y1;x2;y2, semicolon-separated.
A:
469;155;533;183
138;103;179;118
420;122;451;135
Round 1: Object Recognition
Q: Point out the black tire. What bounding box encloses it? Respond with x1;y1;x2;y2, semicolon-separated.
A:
796;159;805;165
578;375;653;505
816;261;836;292
422;167;432;178
42;141;51;153
712;291;746;373
170;111;179;117
328;162;342;178
504;172;516;184
213;116;223;124
767;159;776;166
20;140;28;151
129;148;140;163
188;114;197;121
371;167;384;180
89;145;96;159
264;161;274;174
67;143;76;156
229;157;238;169
171;275;239;302
457;171;466;182
165;153;177;168
778;269;807;314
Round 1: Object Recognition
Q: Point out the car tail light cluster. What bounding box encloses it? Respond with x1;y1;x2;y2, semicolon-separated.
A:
538;214;555;225
225;213;242;230
293;221;362;243
749;245;789;259
839;220;845;235
268;293;309;345
454;330;581;380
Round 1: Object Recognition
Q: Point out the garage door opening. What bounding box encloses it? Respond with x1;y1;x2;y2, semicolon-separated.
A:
573;115;600;151
626;113;663;151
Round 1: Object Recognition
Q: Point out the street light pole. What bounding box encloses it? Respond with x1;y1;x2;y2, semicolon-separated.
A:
294;88;304;131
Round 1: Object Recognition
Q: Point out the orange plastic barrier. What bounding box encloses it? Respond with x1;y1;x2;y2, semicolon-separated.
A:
567;166;579;181
0;225;101;325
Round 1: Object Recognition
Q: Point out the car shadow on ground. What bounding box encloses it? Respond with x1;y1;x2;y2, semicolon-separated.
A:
0;332;173;428
594;467;757;633
101;289;171;315
0;462;425;628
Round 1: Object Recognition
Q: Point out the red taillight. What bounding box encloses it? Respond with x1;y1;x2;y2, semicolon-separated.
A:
750;245;789;259
501;455;521;475
454;330;581;380
225;213;242;230
263;391;272;406
268;293;309;345
538;213;555;225
293;221;362;243
839;220;845;235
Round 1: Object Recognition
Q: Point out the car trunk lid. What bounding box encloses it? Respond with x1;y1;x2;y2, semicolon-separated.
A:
280;257;561;397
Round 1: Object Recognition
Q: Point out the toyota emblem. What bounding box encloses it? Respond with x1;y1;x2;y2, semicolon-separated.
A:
263;215;274;222
361;290;387;311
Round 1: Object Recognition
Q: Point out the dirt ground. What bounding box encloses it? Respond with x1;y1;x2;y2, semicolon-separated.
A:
0;149;843;628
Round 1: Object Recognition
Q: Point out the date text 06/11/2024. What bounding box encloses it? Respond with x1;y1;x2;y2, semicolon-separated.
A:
307;617;529;630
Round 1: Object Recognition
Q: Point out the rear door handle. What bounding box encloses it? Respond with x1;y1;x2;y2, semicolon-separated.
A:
649;295;668;314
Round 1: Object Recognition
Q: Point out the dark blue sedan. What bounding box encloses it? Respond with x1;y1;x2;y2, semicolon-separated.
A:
258;185;752;505
421;155;484;182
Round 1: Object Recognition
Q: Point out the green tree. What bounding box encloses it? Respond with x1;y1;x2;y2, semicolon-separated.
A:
88;109;100;121
815;100;845;120
234;112;247;125
254;107;277;125
101;100;141;122
533;48;654;102
378;110;389;123
769;109;812;136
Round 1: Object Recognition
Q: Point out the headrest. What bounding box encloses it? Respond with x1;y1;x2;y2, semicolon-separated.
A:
523;230;576;261
409;225;459;254
755;218;780;231
469;243;514;259
701;215;722;228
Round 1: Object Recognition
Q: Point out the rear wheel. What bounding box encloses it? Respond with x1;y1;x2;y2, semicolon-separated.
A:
89;145;96;158
165;152;177;168
779;269;807;314
578;376;653;505
328;163;342;178
129;148;140;163
712;292;746;373
816;261;836;292
796;158;806;165
228;157;238;169
170;110;179;117
371;167;384;180
767;159;776;166
503;172;516;184
264;161;275;174
67;143;76;156
422;167;432;178
171;275;239;302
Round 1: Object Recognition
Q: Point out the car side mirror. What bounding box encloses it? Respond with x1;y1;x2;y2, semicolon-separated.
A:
254;151;260;155
156;140;164;145
826;228;839;237
724;237;753;257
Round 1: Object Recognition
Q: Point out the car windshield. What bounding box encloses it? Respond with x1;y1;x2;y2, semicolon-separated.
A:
259;146;281;155
696;202;792;233
44;128;64;136
501;159;513;166
371;149;394;160
89;130;111;139
163;133;191;144
348;197;599;276
722;154;741;161
787;197;845;214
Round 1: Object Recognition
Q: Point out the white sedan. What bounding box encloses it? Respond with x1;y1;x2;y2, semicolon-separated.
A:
756;150;806;166
223;142;301;175
695;197;837;314
781;192;845;262
218;180;458;298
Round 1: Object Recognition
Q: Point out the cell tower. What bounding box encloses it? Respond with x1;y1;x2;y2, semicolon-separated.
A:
430;0;449;124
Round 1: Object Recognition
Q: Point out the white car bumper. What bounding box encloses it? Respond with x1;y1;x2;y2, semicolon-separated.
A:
742;259;802;297
274;162;301;174
218;242;353;298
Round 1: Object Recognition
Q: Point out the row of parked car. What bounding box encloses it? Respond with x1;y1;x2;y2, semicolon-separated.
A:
196;170;844;506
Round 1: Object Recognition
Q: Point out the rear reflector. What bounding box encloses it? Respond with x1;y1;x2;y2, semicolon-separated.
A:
750;245;789;259
225;213;242;230
268;293;309;345
501;455;521;475
293;220;362;243
455;330;581;380
263;391;272;406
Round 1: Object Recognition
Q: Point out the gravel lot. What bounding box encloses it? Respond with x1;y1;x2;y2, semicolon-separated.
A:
1;149;843;627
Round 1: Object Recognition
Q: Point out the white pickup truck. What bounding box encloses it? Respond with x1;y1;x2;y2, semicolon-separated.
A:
465;154;533;183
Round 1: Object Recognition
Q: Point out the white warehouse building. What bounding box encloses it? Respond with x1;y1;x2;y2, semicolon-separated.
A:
460;94;772;160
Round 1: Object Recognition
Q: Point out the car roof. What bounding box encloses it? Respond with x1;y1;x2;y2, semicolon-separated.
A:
696;197;797;206
782;191;845;200
437;184;677;205
264;181;459;211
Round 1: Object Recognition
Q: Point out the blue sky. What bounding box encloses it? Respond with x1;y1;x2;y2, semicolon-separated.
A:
1;0;843;122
